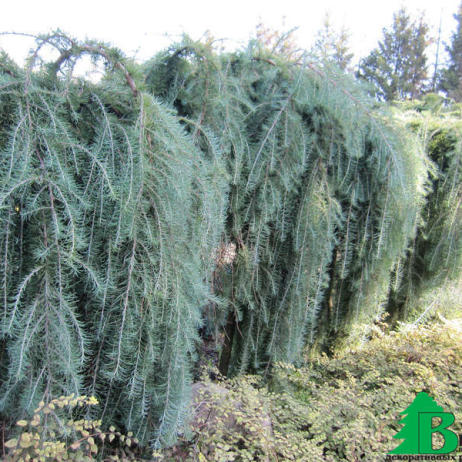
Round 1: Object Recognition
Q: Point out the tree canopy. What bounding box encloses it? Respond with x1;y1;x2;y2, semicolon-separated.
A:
145;37;428;373
0;33;227;447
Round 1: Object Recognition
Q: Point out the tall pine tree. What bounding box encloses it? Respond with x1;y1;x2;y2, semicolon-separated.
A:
440;2;462;101
357;8;430;101
312;13;354;71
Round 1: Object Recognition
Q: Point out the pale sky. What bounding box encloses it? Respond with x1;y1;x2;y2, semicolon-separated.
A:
0;0;460;69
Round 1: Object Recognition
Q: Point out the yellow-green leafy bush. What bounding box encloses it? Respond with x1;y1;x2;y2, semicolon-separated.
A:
272;320;462;461
156;371;325;461
4;395;140;461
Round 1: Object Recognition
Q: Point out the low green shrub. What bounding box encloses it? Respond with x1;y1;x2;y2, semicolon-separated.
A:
160;320;461;461
156;371;325;461
273;319;462;461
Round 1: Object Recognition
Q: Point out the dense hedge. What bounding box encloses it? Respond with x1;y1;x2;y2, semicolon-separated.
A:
0;34;226;446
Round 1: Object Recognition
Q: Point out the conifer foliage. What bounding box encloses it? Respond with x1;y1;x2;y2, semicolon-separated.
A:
0;31;455;448
440;2;462;101
0;33;225;447
144;38;427;374
357;8;430;101
388;99;462;320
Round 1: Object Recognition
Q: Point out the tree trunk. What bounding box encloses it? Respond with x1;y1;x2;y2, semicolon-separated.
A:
218;310;236;376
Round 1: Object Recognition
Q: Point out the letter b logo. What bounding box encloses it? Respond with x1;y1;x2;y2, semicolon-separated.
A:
418;412;458;454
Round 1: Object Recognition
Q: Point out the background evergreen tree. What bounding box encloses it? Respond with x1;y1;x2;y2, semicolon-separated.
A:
439;2;462;101
357;8;430;101
312;13;354;71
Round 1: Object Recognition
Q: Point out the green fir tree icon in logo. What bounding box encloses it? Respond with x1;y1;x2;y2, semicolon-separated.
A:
390;391;459;454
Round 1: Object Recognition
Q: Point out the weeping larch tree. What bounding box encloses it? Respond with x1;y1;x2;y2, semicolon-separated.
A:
387;100;462;320
144;38;428;375
0;31;458;448
0;33;226;447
